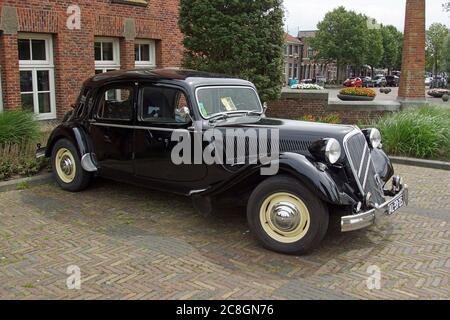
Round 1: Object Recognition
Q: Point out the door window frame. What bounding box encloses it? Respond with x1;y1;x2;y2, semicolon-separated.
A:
91;82;138;126
137;83;193;129
93;83;136;123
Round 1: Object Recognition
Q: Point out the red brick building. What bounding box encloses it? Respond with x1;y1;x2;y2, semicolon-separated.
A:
0;0;183;120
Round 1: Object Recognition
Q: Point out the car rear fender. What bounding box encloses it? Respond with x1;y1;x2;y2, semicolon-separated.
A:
45;124;98;172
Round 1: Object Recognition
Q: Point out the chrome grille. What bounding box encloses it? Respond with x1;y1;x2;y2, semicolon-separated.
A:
344;130;385;205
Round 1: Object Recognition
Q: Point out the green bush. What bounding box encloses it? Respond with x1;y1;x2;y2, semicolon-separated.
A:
0;111;39;144
374;106;450;160
0;159;45;181
300;114;341;124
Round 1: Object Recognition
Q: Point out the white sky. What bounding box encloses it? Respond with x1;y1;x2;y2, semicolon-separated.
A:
284;0;450;35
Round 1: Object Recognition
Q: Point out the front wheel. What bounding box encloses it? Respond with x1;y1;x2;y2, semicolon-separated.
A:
247;175;329;255
51;138;92;192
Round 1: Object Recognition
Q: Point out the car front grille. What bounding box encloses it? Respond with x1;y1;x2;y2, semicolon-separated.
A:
344;130;385;205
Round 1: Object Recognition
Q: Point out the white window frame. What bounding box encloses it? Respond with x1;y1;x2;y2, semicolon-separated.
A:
94;37;121;69
134;39;156;68
18;33;56;120
0;67;3;112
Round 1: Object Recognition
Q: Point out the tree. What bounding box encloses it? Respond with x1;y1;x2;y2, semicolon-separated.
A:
179;0;285;102
442;34;450;73
380;25;403;73
310;7;368;81
365;26;384;77
426;23;449;74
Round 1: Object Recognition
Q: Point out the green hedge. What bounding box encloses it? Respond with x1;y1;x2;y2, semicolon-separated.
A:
374;106;450;161
0;111;48;181
0;111;40;144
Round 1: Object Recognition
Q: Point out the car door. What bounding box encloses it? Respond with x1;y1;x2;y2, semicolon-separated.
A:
133;83;207;182
89;83;136;178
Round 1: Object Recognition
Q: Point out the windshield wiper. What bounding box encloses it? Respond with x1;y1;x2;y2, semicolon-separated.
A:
208;113;230;123
246;110;263;116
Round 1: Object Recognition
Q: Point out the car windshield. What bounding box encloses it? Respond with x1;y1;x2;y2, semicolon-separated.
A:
196;86;262;119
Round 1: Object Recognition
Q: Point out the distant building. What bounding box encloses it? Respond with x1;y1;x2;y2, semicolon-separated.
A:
298;30;337;83
283;33;303;85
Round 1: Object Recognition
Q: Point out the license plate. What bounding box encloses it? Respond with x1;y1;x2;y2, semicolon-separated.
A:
388;195;405;215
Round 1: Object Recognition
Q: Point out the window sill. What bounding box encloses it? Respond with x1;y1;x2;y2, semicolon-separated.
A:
111;0;148;7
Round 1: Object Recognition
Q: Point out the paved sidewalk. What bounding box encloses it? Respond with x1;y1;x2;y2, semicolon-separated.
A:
0;164;449;299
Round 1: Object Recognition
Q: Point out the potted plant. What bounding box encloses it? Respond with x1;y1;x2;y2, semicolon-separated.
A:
337;87;377;101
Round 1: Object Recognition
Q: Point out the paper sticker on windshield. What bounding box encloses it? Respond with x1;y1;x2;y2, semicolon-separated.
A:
221;97;237;111
198;103;208;117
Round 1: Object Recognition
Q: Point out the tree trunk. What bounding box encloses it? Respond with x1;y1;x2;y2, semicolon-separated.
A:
336;61;340;84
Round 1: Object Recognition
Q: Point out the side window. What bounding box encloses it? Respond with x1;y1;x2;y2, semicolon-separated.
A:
140;86;190;124
97;86;134;121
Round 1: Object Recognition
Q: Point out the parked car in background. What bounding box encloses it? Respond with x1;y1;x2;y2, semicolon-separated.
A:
372;75;387;87
362;76;372;87
36;68;408;255
301;79;314;84
425;76;433;87
385;75;400;87
343;77;363;87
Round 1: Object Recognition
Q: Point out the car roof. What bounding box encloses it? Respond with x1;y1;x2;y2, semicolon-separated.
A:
84;68;254;89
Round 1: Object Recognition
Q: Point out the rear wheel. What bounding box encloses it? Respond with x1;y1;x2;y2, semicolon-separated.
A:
51;139;91;192
247;175;329;255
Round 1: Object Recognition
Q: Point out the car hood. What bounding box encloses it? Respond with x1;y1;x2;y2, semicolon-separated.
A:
212;116;357;153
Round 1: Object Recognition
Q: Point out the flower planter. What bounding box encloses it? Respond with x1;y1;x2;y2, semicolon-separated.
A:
427;90;449;98
337;94;375;101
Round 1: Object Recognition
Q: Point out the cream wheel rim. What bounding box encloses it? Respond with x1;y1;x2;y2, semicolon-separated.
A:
55;148;76;183
259;192;310;243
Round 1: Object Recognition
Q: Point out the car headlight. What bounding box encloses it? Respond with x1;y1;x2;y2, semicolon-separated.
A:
362;128;383;149
309;138;342;164
369;128;382;149
325;138;342;164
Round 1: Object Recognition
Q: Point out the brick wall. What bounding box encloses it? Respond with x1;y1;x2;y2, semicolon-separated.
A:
398;0;426;100
267;91;398;124
0;0;184;118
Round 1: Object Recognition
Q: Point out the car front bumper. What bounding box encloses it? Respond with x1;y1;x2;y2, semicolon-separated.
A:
341;183;409;232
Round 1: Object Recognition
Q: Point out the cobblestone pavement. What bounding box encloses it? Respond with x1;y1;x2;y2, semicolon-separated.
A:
0;164;449;300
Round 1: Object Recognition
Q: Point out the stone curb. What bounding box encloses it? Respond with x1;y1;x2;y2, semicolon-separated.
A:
391;156;450;171
0;173;53;193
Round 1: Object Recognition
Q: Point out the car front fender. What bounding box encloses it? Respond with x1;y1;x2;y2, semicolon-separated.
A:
200;152;355;206
277;153;355;205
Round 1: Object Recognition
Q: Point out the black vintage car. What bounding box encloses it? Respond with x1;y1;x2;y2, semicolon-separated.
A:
37;68;408;255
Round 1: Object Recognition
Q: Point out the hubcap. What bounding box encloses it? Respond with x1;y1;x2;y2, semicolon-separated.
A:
259;193;310;244
55;148;76;183
60;157;73;176
271;202;301;232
